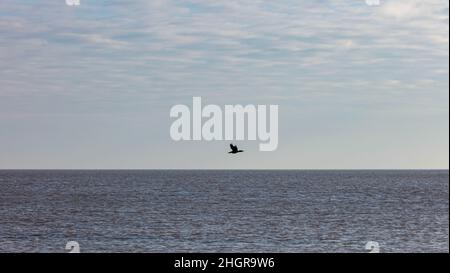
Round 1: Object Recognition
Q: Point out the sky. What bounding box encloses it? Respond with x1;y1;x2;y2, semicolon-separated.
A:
0;0;448;169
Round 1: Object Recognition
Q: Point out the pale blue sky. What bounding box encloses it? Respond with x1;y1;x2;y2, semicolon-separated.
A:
0;0;448;169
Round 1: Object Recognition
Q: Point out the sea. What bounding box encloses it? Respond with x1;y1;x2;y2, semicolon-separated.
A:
0;170;448;253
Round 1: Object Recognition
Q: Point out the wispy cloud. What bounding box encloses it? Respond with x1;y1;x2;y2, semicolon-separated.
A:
58;33;128;48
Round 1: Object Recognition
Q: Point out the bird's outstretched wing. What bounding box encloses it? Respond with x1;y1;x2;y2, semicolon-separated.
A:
230;144;238;152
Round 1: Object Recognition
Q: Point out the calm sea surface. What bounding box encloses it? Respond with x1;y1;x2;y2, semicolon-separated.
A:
0;170;448;253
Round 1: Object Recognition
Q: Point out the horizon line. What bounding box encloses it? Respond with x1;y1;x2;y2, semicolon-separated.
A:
0;168;448;171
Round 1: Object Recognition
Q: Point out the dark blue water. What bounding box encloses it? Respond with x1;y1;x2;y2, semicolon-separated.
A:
0;170;448;253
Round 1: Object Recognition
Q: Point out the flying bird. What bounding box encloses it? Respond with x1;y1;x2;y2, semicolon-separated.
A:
229;144;244;154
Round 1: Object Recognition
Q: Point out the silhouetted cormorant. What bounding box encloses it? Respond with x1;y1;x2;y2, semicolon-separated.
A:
229;144;244;154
